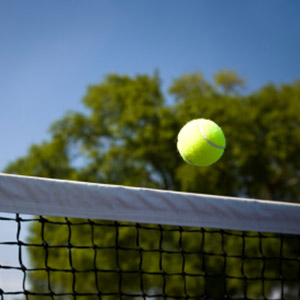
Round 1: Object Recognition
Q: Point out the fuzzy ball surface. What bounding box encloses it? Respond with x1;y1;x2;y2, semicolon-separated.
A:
177;118;226;167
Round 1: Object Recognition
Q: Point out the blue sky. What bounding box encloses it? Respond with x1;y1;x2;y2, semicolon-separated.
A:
0;0;300;171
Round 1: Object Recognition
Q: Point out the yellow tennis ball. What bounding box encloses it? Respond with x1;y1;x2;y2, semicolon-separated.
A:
177;118;226;167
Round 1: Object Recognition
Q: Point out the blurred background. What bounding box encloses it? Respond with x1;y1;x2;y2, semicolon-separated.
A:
1;0;299;173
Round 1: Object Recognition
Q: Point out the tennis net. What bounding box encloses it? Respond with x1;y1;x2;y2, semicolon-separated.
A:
0;173;299;300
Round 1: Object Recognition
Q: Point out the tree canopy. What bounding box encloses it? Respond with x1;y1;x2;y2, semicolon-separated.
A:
4;71;300;299
6;71;300;201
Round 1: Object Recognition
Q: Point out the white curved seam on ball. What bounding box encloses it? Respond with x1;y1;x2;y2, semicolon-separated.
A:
199;120;225;150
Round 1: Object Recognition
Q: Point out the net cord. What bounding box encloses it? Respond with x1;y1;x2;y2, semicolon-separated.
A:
0;173;299;235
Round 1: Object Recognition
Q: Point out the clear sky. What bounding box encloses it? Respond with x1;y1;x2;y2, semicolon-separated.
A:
0;0;300;171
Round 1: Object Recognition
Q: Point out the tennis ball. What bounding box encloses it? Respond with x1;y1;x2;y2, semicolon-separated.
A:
177;118;226;167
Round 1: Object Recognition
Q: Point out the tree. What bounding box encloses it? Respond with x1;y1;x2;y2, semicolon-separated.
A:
4;72;300;299
214;70;245;94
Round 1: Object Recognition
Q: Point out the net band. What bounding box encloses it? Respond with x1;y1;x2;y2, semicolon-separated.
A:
0;173;300;235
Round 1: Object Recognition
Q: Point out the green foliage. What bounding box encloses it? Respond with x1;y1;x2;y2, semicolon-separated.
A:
213;70;245;94
6;72;300;200
4;71;300;299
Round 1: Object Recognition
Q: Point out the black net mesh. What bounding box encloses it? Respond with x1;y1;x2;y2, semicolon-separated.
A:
0;213;299;300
